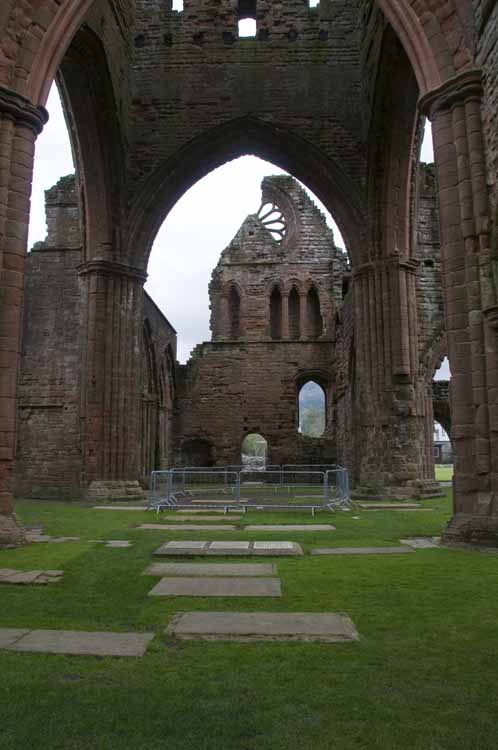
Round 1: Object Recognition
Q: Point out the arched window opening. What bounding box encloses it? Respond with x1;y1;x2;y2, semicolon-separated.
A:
420;118;434;163
228;286;241;338
172;0;184;10
298;381;326;438
238;1;257;37
270;286;283;339
241;433;267;469
309;0;320;7
288;287;301;339
307;287;323;338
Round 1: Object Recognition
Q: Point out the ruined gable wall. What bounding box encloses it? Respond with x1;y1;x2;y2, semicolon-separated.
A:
210;177;347;341
175;176;344;467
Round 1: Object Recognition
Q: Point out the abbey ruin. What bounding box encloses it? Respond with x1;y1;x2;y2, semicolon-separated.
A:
1;0;498;546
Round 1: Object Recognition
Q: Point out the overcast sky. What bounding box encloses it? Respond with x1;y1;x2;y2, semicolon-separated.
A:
29;84;445;376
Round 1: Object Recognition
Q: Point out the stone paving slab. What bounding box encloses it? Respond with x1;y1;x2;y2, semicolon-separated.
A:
93;505;148;511
0;569;64;584
5;630;155;657
149;577;282;598
358;503;421;510
172;509;240;515
26;533;80;544
400;537;440;549
311;546;414;556
105;540;133;548
138;524;237;531
161;515;243;522
144;563;277;577
154;541;303;557
167;612;359;642
0;629;30;648
245;524;335;532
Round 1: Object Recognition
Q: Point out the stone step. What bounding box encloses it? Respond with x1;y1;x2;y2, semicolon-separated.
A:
149;577;282;597
167;612;359;642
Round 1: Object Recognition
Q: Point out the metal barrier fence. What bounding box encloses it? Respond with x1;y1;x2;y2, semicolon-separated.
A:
148;465;351;514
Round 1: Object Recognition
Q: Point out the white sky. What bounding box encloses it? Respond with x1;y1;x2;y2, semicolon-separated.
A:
29;84;437;364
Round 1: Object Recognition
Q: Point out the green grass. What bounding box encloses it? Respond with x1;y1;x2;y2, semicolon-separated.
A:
435;465;454;482
1;492;497;749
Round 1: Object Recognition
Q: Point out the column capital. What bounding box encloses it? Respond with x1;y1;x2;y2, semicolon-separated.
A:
78;260;148;284
418;68;483;118
0;85;48;135
352;257;419;279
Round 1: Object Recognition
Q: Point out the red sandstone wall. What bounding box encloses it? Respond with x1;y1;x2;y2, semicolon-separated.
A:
175;341;337;467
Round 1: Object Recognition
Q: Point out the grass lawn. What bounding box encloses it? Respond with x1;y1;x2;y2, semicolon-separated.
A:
1;492;497;749
435;465;454;482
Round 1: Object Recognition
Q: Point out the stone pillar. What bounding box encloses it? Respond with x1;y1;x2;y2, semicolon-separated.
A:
0;86;47;546
352;259;441;499
78;260;147;501
420;69;498;545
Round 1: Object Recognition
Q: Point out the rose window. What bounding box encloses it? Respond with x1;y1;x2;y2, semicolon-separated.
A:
257;202;287;242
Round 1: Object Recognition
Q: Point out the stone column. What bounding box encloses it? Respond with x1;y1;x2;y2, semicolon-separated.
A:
0;86;47;546
352;259;441;499
78;260;147;501
420;69;498;545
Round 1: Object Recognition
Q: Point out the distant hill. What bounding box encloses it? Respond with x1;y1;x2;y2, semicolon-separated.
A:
299;381;325;410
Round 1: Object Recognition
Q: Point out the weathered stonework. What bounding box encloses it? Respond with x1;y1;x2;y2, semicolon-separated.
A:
15;176;177;500
1;0;498;545
165;177;347;467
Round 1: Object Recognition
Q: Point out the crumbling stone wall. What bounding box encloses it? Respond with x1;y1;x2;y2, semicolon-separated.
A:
175;176;347;467
15;176;177;499
15;177;83;499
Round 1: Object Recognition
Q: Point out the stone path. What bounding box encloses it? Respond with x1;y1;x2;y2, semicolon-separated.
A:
400;537;440;549
311;546;413;556
144;563;276;577
91;540;133;547
0;629;154;656
167;612;359;642
0;569;63;584
149;577;282;597
244;524;335;532
138;524;237;531
154;541;303;556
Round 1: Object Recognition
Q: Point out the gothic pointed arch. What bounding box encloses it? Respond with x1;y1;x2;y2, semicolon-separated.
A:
127;116;366;268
